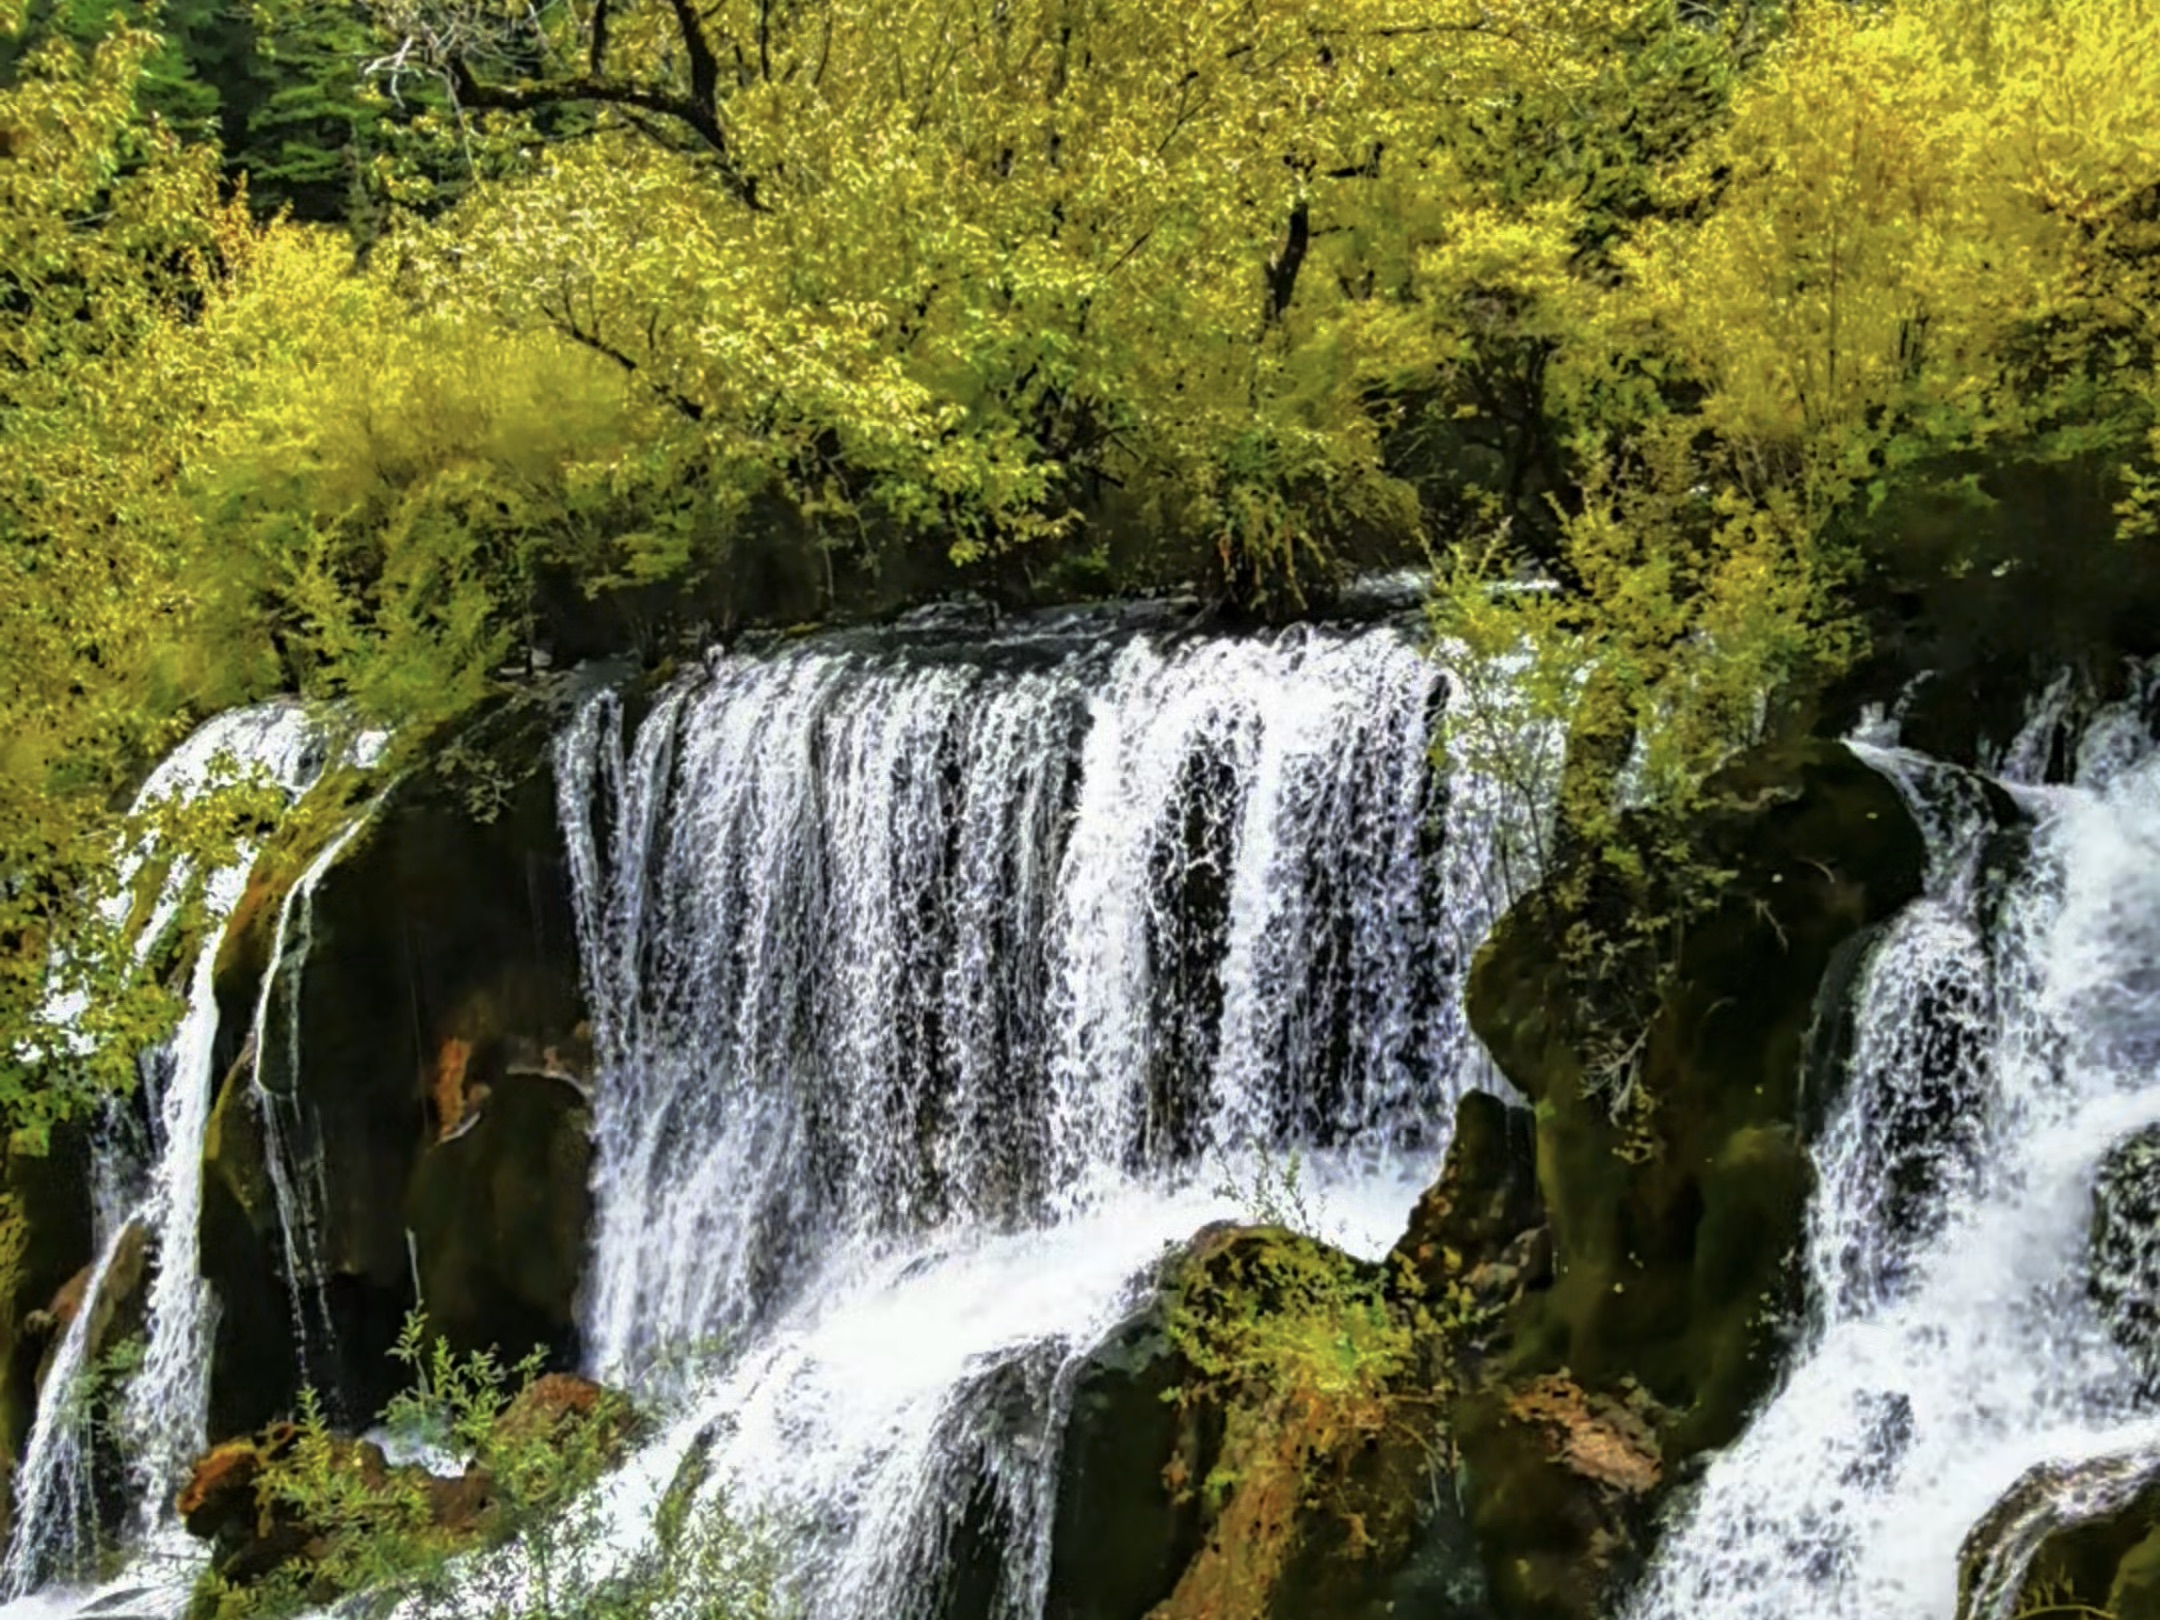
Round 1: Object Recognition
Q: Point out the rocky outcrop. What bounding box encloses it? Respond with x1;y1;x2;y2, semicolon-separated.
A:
2092;1125;2160;1391
178;1373;626;1603
1958;1448;2160;1620
406;1068;593;1367
1050;1088;1551;1620
200;691;594;1438
1460;739;1925;1620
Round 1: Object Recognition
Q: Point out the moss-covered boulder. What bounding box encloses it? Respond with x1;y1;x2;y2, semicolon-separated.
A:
179;1372;629;1606
1052;1086;1556;1620
1451;1374;1661;1620
1392;1089;1547;1376
1958;1449;2160;1620
198;691;594;1439
1460;739;1924;1620
29;1217;150;1395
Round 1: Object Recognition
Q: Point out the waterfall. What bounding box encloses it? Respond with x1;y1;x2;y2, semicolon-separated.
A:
0;1224;137;1597
552;610;1549;1616
3;705;332;1595
1627;682;2160;1620
243;811;379;1394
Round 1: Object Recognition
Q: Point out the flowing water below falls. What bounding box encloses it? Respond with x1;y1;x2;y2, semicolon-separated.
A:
549;612;1549;1617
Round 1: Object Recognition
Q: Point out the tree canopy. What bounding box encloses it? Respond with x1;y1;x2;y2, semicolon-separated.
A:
4;0;2160;1128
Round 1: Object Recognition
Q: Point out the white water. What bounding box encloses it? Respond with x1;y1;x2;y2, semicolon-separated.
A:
552;611;1550;1617
428;1157;1433;1620
3;705;335;1597
1629;689;2160;1620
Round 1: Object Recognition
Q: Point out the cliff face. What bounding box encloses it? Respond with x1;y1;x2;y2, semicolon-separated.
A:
199;692;595;1436
1454;740;1925;1619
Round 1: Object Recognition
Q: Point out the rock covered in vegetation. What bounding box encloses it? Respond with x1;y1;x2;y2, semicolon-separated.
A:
1053;1088;1553;1620
1957;1447;2160;1620
201;691;594;1437
177;1372;625;1603
1460;739;1925;1620
1391;1088;1548;1373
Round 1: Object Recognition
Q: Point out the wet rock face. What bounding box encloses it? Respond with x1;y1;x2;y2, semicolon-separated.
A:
30;1218;150;1393
200;692;593;1438
1045;1294;1216;1620
1957;1449;2160;1620
1461;739;1926;1620
2092;1125;2160;1389
406;1074;594;1370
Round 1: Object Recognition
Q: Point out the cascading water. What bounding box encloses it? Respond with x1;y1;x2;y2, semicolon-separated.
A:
3;705;339;1597
243;811;380;1395
1628;683;2160;1620
551;608;1551;1617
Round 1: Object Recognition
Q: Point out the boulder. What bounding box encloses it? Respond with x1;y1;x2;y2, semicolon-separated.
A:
1047;1206;1500;1620
1957;1448;2160;1620
1392;1089;1547;1373
178;1375;632;1604
31;1217;150;1395
2092;1124;2160;1389
405;1070;593;1365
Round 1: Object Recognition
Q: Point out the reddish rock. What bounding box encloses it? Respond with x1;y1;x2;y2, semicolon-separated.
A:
177;1439;265;1537
426;1467;498;1536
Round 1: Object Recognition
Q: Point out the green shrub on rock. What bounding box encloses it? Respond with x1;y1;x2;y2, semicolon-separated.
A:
182;1311;781;1620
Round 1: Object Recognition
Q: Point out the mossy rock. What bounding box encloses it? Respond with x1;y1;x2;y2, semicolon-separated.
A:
1127;1214;1498;1620
1958;1450;2160;1620
197;689;592;1436
1461;739;1925;1620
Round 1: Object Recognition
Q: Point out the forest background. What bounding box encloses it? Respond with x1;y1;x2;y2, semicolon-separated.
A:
4;0;2160;1131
